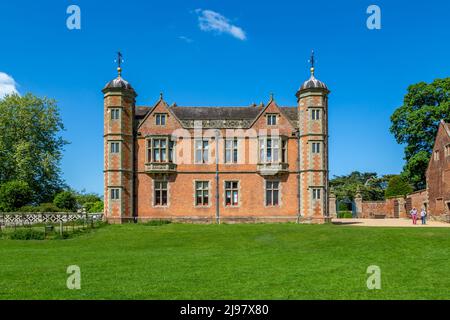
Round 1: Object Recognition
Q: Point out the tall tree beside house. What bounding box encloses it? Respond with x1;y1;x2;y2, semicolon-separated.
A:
385;175;413;198
0;93;68;204
329;171;392;201
390;78;450;190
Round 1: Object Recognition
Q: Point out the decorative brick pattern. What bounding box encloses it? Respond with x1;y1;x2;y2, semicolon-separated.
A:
103;74;331;224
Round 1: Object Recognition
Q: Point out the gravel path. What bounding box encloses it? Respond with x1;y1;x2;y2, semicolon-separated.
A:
332;218;450;228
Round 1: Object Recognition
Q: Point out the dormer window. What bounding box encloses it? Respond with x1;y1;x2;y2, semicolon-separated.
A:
267;114;277;126
156;113;167;126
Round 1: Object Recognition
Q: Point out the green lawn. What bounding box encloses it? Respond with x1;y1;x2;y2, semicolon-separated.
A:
1;223;450;300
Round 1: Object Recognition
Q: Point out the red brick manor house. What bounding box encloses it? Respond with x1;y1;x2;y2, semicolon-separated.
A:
103;58;331;223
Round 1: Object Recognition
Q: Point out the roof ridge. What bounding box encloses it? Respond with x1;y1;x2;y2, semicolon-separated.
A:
171;105;262;108
137;105;297;110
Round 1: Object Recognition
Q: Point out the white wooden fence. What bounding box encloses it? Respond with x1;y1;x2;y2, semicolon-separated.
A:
0;213;104;227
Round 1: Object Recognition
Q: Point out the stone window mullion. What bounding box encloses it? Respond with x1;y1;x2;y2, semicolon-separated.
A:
282;138;287;163
259;138;265;163
195;181;210;206
147;139;152;163
225;181;239;207
277;138;282;163
154;181;168;206
165;138;169;163
265;181;280;206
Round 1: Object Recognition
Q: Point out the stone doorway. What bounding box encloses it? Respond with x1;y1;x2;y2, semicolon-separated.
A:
337;198;357;218
394;200;400;218
405;198;412;215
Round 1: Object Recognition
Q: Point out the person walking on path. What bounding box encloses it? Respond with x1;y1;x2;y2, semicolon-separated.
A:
421;208;427;225
410;207;418;225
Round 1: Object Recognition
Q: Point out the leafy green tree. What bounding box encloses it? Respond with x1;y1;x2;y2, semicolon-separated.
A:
86;201;104;213
0;93;68;203
390;78;450;190
0;180;33;212
385;175;413;198
17;205;40;213
330;171;392;201
19;203;67;213
53;191;77;212
401;151;430;190
74;190;102;209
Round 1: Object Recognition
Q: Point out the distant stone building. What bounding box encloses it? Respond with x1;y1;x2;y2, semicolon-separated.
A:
358;120;450;220
102;55;331;223
426;120;450;217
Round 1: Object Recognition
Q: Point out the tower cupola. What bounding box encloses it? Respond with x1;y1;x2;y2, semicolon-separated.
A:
102;51;136;94
296;50;328;97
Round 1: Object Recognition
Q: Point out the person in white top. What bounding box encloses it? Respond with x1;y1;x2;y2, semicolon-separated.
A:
420;208;427;225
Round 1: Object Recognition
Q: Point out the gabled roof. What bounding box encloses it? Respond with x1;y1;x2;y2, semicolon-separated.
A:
426;120;450;175
171;106;263;120
279;107;298;127
135;104;299;129
136;97;183;129
136;106;151;118
247;98;297;129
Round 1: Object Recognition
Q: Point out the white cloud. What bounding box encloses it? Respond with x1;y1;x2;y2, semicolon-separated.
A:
195;9;247;41
179;35;194;43
0;72;19;99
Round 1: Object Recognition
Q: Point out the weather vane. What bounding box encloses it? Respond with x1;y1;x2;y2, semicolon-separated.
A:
309;50;315;75
115;51;124;77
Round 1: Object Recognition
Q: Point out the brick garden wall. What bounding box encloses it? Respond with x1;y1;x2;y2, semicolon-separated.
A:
361;201;388;218
359;191;429;219
406;190;428;213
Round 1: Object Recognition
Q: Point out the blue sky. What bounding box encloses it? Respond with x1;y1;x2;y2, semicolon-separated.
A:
0;0;449;194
